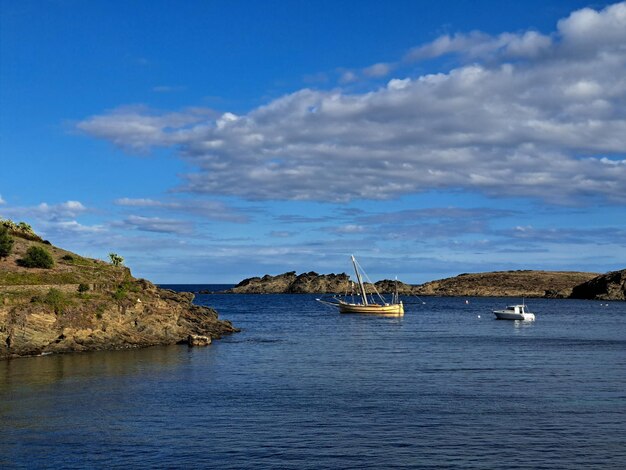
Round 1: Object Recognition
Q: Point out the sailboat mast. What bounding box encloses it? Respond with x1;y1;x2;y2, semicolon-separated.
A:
351;255;369;305
394;276;399;304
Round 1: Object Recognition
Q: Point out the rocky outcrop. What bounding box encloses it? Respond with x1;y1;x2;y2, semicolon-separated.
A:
226;271;298;293
288;272;350;293
225;271;351;294
0;281;238;359
373;279;415;295
570;269;626;300
0;227;238;359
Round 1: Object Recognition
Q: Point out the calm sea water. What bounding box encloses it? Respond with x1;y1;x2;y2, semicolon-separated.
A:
2;288;625;469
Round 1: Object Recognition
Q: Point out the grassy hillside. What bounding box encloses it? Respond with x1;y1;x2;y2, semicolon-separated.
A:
0;235;125;286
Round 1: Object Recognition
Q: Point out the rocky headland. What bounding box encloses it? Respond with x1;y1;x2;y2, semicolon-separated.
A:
570;269;626;300
0;222;237;360
220;269;624;300
412;270;599;298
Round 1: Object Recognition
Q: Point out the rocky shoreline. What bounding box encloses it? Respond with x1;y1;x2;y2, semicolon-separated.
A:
1;282;238;359
213;269;625;301
0;225;238;360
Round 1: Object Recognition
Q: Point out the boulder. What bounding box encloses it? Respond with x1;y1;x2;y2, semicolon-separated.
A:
187;334;211;347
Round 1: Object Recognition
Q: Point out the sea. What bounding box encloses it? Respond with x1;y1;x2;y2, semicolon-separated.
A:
1;286;625;469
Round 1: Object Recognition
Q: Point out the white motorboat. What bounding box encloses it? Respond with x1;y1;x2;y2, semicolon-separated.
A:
493;304;535;321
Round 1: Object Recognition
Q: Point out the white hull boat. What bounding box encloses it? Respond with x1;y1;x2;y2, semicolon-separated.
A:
493;304;535;321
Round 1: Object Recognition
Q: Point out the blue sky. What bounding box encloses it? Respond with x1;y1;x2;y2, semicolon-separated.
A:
1;0;625;283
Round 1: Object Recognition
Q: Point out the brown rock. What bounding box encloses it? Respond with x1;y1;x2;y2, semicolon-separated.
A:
187;334;211;346
570;269;626;300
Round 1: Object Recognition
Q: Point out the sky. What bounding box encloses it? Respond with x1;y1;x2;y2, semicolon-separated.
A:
1;0;625;284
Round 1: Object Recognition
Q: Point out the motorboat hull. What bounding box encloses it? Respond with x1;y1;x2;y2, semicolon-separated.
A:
493;310;535;321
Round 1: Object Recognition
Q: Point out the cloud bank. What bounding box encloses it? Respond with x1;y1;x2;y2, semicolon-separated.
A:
77;2;626;204
114;197;249;223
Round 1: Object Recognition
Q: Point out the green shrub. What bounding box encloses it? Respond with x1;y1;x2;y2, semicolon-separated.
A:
62;254;74;261
78;283;89;294
113;285;128;301
18;246;55;268
43;288;69;314
17;222;33;233
0;226;14;260
0;219;17;231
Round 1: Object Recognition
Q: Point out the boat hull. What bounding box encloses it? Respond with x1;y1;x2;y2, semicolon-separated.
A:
493;310;535;321
339;302;404;316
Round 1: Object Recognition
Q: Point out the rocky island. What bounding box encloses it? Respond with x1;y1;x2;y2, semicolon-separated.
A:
224;271;352;294
222;268;625;300
0;221;237;360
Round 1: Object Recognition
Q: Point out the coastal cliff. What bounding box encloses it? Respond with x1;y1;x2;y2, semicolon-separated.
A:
0;224;237;359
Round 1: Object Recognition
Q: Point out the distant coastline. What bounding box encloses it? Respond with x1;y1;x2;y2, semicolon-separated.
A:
202;269;625;301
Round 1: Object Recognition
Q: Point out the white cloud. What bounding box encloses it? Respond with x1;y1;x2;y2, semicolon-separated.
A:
408;30;554;61
114;197;249;223
51;220;106;233
403;2;625;63
269;230;293;238
0;194;5;205
117;215;193;234
557;2;626;47
333;224;366;234
76;105;214;152
339;70;358;84
77;2;626;205
363;62;392;78
406;31;493;60
2;200;89;220
115;198;167;207
387;78;411;90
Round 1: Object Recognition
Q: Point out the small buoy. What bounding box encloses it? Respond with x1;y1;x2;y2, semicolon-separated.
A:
477;315;481;318
465;300;469;304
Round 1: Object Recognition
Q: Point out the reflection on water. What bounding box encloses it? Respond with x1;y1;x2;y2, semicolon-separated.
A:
1;345;189;392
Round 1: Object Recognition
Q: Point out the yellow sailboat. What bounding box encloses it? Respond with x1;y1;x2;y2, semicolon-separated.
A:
317;255;404;316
